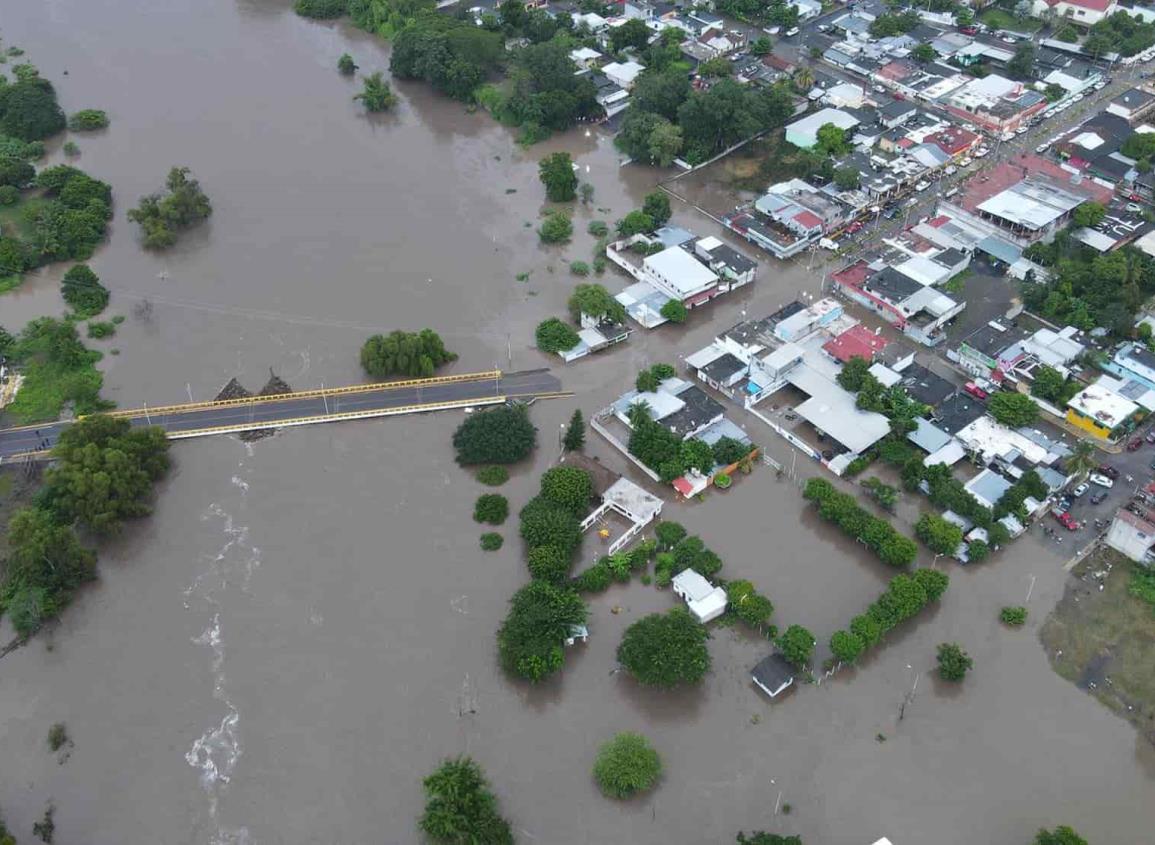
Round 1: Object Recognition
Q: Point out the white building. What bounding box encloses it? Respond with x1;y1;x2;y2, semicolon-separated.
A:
1032;0;1118;27
569;46;603;70
1106;509;1155;565
784;107;860;150
672;569;728;623
603;60;646;90
642;246;720;305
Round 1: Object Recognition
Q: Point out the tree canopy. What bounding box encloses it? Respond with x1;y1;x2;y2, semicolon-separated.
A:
419;757;513;845
610;18;651;52
68;109;110;131
452;405;536;465
0;75;66;140
936;641;973;682
61;264;109;318
915;512;964;555
535;317;580;353
617;608;711;687
776;624;815;669
41;414;171;535
126;166;212;249
354;72;397;111
360;329;456;378
538;465;592;514
568;282;626;324
391;13;504;102
563;408;585;451
539;151;577;202
1035;826;1088;845
988;391;1039;427
497;580;587;681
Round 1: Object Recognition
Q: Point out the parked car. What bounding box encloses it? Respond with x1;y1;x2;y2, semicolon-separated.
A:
1128;437;1144;451
964;381;989;400
1146;429;1155;443
848;221;864;233
974;148;988;158
1015;126;1029;136
1091;491;1107;505
1072;482;1090;498
960;25;978;35
915;180;930;192
884;207;900;219
1129;203;1145;214
1054;510;1078;531
1036;143;1050;153
1096;465;1120;480
1089;472;1114;488
785;26;800;37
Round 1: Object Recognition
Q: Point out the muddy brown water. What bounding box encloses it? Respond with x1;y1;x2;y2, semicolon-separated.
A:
2;2;1155;843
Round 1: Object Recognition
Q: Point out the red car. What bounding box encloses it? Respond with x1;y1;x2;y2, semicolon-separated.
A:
1128;438;1143;452
963;381;989;400
848;221;864;233
960;25;978;34
1054;511;1078;531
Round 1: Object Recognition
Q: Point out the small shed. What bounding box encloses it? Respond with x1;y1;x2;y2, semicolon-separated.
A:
671;569;728;623
751;653;796;699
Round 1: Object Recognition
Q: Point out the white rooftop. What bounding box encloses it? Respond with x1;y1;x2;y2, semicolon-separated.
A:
603;60;645;85
570;46;602;62
786;363;890;454
956;415;1049;465
1068;382;1140;429
644;246;719;296
787;107;860;136
977;177;1087;231
672;568;716;602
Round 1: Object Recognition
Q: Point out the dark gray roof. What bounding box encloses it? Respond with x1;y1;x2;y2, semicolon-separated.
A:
701;241;757;274
899;362;955;408
702;352;747;382
959;322;1026;357
879;99;916;119
863;266;923;303
1122;343;1155;372
933;393;987;435
752;653;795;695
661;384;724;437
1112;87;1155;111
935;247;968;268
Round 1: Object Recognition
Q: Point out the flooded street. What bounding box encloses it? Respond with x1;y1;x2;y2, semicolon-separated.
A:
2;1;1154;843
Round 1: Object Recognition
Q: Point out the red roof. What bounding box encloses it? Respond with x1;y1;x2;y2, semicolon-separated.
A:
897;137;914;149
957;154;1113;214
793;209;823;230
927;126;979;156
672;477;695;496
822;324;890;364
927;215;950;228
832;260;873;288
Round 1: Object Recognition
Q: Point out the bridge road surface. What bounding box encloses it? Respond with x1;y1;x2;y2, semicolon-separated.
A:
0;369;563;461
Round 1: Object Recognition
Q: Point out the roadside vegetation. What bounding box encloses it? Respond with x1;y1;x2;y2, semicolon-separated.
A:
360;328;456;379
0;415;170;637
827;570;949;666
453;404;536;465
0;317;111;423
802;478;919;567
126;166;211;249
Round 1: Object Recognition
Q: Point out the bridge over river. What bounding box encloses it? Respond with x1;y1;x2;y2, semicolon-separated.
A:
0;369;566;462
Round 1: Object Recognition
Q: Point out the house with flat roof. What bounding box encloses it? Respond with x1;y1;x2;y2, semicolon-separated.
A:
693;237;757;287
672;569;728;623
611;377;726;440
830;262;964;347
1066;381;1142;441
643;246;720;306
1106;509;1155;566
603;60;645;89
951;320;1030;378
1103;342;1155;392
1106;87;1155;124
785;107;861;150
751;653;796;698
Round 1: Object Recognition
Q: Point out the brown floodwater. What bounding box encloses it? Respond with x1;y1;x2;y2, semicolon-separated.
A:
2;2;1154;843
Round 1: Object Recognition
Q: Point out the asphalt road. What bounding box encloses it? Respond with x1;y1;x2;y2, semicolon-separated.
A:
0;369;562;461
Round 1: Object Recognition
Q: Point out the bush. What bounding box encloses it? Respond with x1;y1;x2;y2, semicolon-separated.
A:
593;733;662;799
127;166;211;249
294;0;348;18
571;560;613;592
476;465;509;486
967;539;990;562
453;405;536;465
519;496;582;556
988;391;1039;427
936;642;972;682
360;329;456;379
569;260;590;276
528;545;572;583
726;580;775;632
61;263;109;317
480;532;503;551
473;494;509;525
535;317;579;353
588;220;609;237
497;580;587;682
67;109;109;131
802;478;918;567
711;436;749;466
0;184;19;205
419;757;513;845
713;471;732;489
539;466;593;515
1000;606;1027;626
47;722;70;752
617;608;710;687
337;53;357;75
916;512;964;555
830;629;865;664
86;321;115;339
539;212;573;243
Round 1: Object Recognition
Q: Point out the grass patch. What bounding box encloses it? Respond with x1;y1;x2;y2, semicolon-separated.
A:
0;274;21;294
723;131;823;192
86;321;116;339
6;358;109;423
979;9;1043;32
1041;549;1155;738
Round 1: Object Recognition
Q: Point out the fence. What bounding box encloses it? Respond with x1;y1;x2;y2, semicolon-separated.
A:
589;409;661;483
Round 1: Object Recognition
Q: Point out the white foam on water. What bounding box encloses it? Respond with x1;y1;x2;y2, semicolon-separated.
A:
185;458;260;844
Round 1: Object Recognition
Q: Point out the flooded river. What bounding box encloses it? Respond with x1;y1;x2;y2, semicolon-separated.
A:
2;1;1154;843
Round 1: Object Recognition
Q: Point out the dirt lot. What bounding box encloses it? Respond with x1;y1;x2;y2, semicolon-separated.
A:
1041;547;1155;742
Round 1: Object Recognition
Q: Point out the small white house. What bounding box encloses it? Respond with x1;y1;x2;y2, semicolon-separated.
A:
603;60;646;90
672;569;728;623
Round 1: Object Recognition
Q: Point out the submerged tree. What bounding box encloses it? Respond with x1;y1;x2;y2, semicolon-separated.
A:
353;72;397;112
127;166;212;249
419;757;513;845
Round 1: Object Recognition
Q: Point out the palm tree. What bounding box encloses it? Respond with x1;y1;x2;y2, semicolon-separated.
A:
792;66;814;94
1067;439;1098;479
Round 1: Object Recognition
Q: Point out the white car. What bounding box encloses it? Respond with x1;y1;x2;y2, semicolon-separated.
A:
1094;80;1107;90
1036;143;1050;153
1073;482;1090;498
974;148;988;158
1089;473;1114;488
944;165;957;175
915;180;930;192
1073;93;1085;102
1015;126;1029;135
958;156;972;167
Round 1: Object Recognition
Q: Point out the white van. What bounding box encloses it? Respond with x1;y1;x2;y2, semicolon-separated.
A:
943;186;959;199
819;237;839;251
